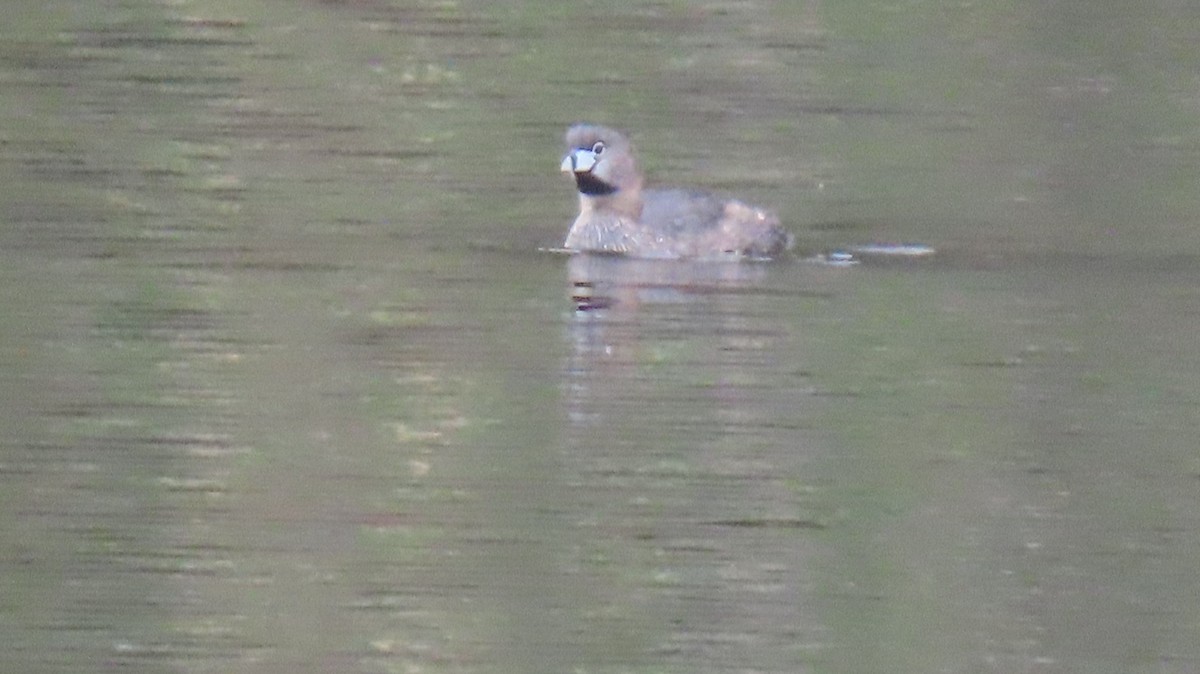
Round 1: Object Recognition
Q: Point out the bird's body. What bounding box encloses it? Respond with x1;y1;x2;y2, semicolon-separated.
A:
560;124;792;259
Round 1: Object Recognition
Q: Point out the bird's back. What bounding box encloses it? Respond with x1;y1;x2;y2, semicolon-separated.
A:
642;188;790;258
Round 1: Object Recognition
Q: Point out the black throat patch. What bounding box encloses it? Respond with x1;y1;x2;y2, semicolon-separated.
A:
574;173;618;196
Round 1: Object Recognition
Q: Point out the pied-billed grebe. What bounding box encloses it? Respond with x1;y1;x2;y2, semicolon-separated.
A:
559;124;793;259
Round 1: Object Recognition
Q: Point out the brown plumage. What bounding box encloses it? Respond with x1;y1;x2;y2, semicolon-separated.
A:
559;124;792;259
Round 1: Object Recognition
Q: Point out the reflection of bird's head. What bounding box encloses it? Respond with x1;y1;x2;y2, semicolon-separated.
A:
560;124;643;198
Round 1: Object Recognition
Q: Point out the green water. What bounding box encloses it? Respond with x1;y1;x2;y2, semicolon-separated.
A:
2;1;1199;672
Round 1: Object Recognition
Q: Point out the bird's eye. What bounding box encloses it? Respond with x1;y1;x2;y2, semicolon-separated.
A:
591;141;606;155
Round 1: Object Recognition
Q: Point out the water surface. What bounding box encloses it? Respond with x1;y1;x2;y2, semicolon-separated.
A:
3;1;1200;673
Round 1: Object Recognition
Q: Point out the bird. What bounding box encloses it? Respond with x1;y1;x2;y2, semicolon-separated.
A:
559;124;792;259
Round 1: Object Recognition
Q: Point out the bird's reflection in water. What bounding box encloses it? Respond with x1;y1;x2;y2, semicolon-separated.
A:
566;253;774;312
562;253;789;432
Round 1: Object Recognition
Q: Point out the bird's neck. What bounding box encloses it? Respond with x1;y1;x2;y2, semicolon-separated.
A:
579;181;643;220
